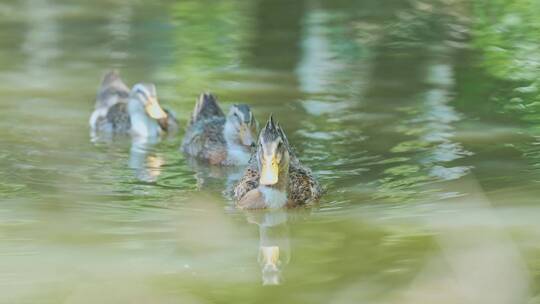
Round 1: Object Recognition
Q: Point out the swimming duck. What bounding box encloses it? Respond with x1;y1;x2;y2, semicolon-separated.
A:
233;116;323;209
181;92;257;166
89;71;178;138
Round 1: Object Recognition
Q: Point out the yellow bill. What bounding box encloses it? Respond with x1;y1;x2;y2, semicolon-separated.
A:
260;246;280;268
260;246;280;285
145;98;167;120
260;157;279;185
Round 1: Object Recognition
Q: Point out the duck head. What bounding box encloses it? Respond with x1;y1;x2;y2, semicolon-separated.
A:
257;115;290;188
128;83;167;120
224;104;258;148
128;83;168;138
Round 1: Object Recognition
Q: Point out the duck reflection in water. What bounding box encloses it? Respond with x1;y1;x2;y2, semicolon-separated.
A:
186;157;246;192
243;209;291;286
129;137;165;183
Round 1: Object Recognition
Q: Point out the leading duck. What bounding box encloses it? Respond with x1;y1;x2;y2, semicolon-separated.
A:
233;116;323;209
181;93;257;166
89;70;178;139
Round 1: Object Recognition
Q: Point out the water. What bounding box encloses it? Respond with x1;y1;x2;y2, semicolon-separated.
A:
1;0;540;303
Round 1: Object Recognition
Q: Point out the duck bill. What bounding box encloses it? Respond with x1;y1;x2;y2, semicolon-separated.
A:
260;246;279;271
260;157;279;186
239;125;255;146
145;98;167;120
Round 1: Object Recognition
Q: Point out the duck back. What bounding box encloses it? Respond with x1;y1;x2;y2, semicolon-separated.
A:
182;93;228;164
189;93;224;125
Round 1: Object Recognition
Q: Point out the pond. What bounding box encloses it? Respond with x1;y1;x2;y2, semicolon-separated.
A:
1;0;540;303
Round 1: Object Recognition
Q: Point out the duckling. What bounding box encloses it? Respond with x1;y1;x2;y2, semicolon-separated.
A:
181;93;257;166
89;71;178;138
234;116;323;209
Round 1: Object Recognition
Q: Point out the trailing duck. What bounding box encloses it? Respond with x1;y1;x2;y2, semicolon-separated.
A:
181;92;257;166
89;70;177;139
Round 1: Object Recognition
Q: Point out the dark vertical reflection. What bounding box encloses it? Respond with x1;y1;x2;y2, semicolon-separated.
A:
359;2;471;202
293;0;473;204
246;0;305;70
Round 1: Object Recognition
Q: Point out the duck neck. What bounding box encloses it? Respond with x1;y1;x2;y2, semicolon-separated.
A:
224;120;250;165
259;168;289;209
128;99;161;139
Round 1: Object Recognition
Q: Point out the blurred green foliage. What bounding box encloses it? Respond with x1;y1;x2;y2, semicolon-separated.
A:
473;0;540;130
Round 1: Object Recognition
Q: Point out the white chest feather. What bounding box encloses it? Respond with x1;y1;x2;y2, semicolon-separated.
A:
259;186;288;209
223;122;250;165
130;112;160;138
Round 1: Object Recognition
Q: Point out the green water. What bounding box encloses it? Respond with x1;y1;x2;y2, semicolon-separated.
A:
1;0;540;303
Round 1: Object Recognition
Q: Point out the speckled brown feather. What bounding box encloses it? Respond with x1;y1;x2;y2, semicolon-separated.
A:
95;102;131;133
237;189;268;209
182;116;228;165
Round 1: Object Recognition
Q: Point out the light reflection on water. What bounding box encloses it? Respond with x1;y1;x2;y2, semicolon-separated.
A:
0;0;540;303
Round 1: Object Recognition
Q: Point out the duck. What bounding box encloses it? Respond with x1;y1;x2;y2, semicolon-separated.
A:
233;115;323;209
89;70;178;139
181;92;257;166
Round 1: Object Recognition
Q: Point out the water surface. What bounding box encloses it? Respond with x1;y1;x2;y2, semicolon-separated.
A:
1;0;540;303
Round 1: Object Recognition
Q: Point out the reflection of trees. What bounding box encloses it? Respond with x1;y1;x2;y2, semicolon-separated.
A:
293;1;393;199
105;0;133;64
361;1;470;203
167;0;253;95
247;0;305;70
473;0;540;182
294;0;472;203
22;0;60;87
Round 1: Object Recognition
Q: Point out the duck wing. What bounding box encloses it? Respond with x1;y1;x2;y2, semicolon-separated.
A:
288;164;323;205
237;189;267;210
182;117;228;164
98;102;130;134
233;156;260;200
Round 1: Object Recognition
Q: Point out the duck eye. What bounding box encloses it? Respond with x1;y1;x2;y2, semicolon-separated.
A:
136;89;148;99
233;112;243;122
